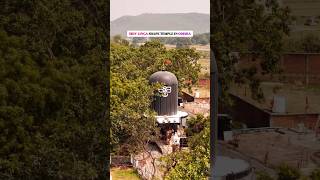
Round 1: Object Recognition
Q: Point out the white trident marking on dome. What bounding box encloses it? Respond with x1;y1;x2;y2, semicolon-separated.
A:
158;86;171;97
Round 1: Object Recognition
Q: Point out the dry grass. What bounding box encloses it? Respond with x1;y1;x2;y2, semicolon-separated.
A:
164;44;210;52
111;167;141;180
198;58;210;77
189;45;210;51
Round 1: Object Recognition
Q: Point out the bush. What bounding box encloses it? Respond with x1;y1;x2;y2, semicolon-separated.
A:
277;164;301;180
256;171;274;180
310;168;320;180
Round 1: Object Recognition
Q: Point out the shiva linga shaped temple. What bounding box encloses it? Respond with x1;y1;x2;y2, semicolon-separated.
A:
149;70;188;150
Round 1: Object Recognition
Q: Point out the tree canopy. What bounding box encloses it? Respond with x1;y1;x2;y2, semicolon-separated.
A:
128;34;210;47
160;115;210;179
0;0;108;179
110;40;201;154
211;0;291;102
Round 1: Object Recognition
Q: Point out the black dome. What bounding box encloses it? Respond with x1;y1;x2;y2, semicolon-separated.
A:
149;71;178;116
149;71;178;85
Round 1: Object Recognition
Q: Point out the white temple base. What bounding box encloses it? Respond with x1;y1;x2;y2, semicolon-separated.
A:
155;111;188;124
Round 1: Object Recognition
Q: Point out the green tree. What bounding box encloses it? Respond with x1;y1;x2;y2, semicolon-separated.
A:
129;40;201;91
112;35;130;46
110;41;201;154
0;0;108;179
186;114;207;137
310;168;320;180
132;37;147;45
211;0;291;102
192;33;210;45
161;116;210;180
256;171;274;180
110;43;158;154
277;164;301;180
176;38;192;49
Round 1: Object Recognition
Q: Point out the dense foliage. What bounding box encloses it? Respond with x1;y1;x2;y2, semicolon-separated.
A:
310;168;320;179
191;33;210;45
211;0;291;101
0;0;108;179
256;171;274;180
110;40;201;154
257;166;320;180
161;115;210;180
277;164;301;180
185;114;208;137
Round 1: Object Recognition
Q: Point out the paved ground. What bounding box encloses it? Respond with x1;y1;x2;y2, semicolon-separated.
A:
219;128;320;177
217;143;277;179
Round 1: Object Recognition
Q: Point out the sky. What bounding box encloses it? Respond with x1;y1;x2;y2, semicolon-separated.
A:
110;0;210;21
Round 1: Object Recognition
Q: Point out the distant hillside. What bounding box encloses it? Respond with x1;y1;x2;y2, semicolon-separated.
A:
110;13;210;37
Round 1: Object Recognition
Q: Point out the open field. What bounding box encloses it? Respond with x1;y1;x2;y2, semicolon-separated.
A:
198;58;210;78
189;44;210;51
164;44;210;52
111;167;141;180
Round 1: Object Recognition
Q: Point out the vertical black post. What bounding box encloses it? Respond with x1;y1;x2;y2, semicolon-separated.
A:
305;54;309;87
210;49;218;179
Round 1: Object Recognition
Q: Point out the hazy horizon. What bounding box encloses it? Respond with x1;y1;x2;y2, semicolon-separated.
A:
111;12;210;22
110;0;210;21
